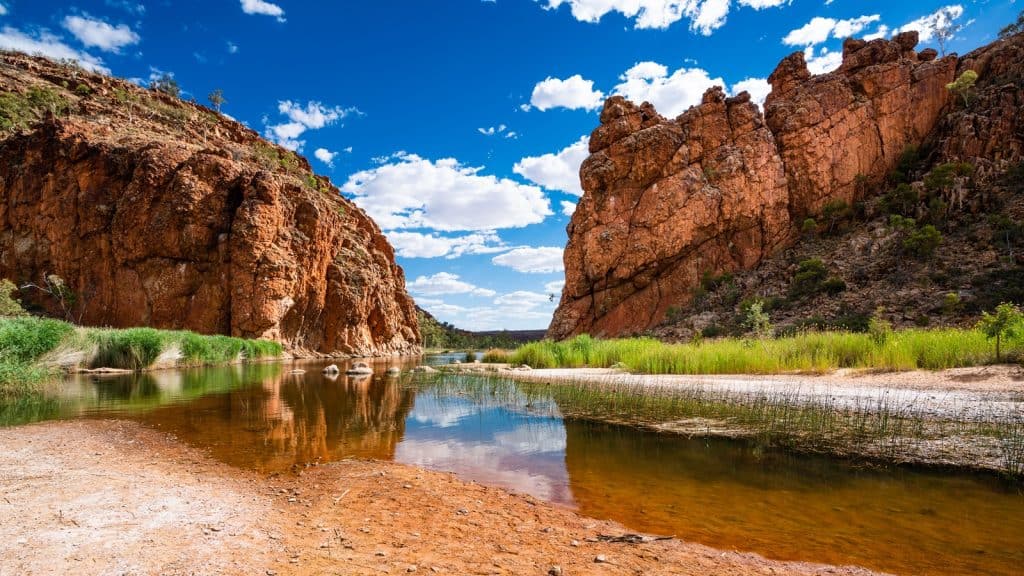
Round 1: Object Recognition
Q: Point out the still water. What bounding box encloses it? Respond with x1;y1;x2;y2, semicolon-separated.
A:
2;358;1022;575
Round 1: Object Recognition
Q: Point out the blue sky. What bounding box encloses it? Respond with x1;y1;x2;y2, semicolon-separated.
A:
0;1;1017;330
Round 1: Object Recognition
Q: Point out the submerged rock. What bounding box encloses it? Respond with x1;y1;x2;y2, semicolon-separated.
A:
322;364;340;375
346;362;373;375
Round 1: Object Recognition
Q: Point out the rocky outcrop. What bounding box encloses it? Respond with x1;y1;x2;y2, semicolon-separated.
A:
765;34;957;216
550;31;1017;339
0;54;419;356
548;90;790;338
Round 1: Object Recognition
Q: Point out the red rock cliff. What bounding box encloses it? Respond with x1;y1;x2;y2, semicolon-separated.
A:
0;54;420;356
550;31;1020;339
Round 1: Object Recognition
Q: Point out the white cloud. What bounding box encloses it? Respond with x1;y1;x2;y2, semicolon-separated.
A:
863;25;889;41
804;45;842;75
0;26;108;73
731;77;771;108
264;101;358;151
477;124;508;136
782;14;880;47
492;247;564;274
240;0;285;22
342;153;552;232
540;0;787;34
314;148;336;167
408;272;496;297
0;4;8;16
227;41;239;54
545;280;566;294
895;5;964;43
513;135;589;196
61;15;139;53
613;62;724;117
385;231;508;259
560;200;577;216
494;290;551;308
530;75;604;112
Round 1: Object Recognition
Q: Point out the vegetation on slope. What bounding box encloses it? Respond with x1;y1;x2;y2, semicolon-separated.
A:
416;307;540;350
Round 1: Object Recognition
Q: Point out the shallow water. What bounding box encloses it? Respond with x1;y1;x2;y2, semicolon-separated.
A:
2;358;1022;575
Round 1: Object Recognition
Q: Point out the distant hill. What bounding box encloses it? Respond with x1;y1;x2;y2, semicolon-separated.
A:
416;307;544;349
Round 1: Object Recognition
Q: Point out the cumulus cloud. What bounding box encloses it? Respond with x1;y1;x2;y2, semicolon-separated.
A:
492;247;564;274
342;153;552;232
540;0;788;34
804;45;842;75
782;14;880;47
613;62;724;117
896;5;964;43
264;101;359;151
62;15;139;53
560;200;577;216
494;290;552;308
407;272;496;297
544;280;566;294
529;75;604;112
0;26;108;73
385;231;508;259
240;0;285;22
0;3;9;16
314;148;336;167
731;77;771;108
513;135;589;196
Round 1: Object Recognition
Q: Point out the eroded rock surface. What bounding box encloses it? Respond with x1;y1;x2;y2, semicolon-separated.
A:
0;54;419;356
550;32;1019;339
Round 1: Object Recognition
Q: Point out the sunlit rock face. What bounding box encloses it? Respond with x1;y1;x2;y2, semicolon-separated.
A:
549;31;1024;339
0;53;420;356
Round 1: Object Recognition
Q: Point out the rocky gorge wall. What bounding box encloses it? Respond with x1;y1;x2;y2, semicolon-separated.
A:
549;31;1022;339
0;54;420;356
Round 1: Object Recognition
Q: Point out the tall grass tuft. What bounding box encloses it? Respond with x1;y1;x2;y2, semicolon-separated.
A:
509;329;1019;375
89;328;169;370
481;348;511;363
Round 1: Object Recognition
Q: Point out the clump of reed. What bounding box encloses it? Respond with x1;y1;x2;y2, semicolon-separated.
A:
509;329;1021;375
480;348;512;363
0;316;284;397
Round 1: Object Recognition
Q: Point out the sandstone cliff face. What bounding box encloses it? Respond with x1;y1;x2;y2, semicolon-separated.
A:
549;90;790;339
0;54;420;356
550;31;1015;339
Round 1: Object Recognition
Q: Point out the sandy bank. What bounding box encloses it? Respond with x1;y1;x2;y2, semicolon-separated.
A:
0;420;881;576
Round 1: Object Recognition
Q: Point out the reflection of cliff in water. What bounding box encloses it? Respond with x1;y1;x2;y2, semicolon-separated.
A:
133;363;417;473
562;420;1024;576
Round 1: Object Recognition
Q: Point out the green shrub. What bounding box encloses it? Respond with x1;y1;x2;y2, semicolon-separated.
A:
801;218;818;235
942;292;962;316
0;280;26;317
977;303;1023;362
821;199;852;234
924;162;974;191
822;277;847;296
790;258;829;298
904;224;943;258
882;184;918;216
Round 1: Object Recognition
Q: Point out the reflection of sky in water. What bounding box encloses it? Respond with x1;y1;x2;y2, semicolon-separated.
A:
397;392;572;503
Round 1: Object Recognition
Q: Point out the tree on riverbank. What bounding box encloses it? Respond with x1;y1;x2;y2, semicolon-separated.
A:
978;303;1023;362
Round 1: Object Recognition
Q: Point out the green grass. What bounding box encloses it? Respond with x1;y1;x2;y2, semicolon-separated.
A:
509;329;1022;374
0;316;284;397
